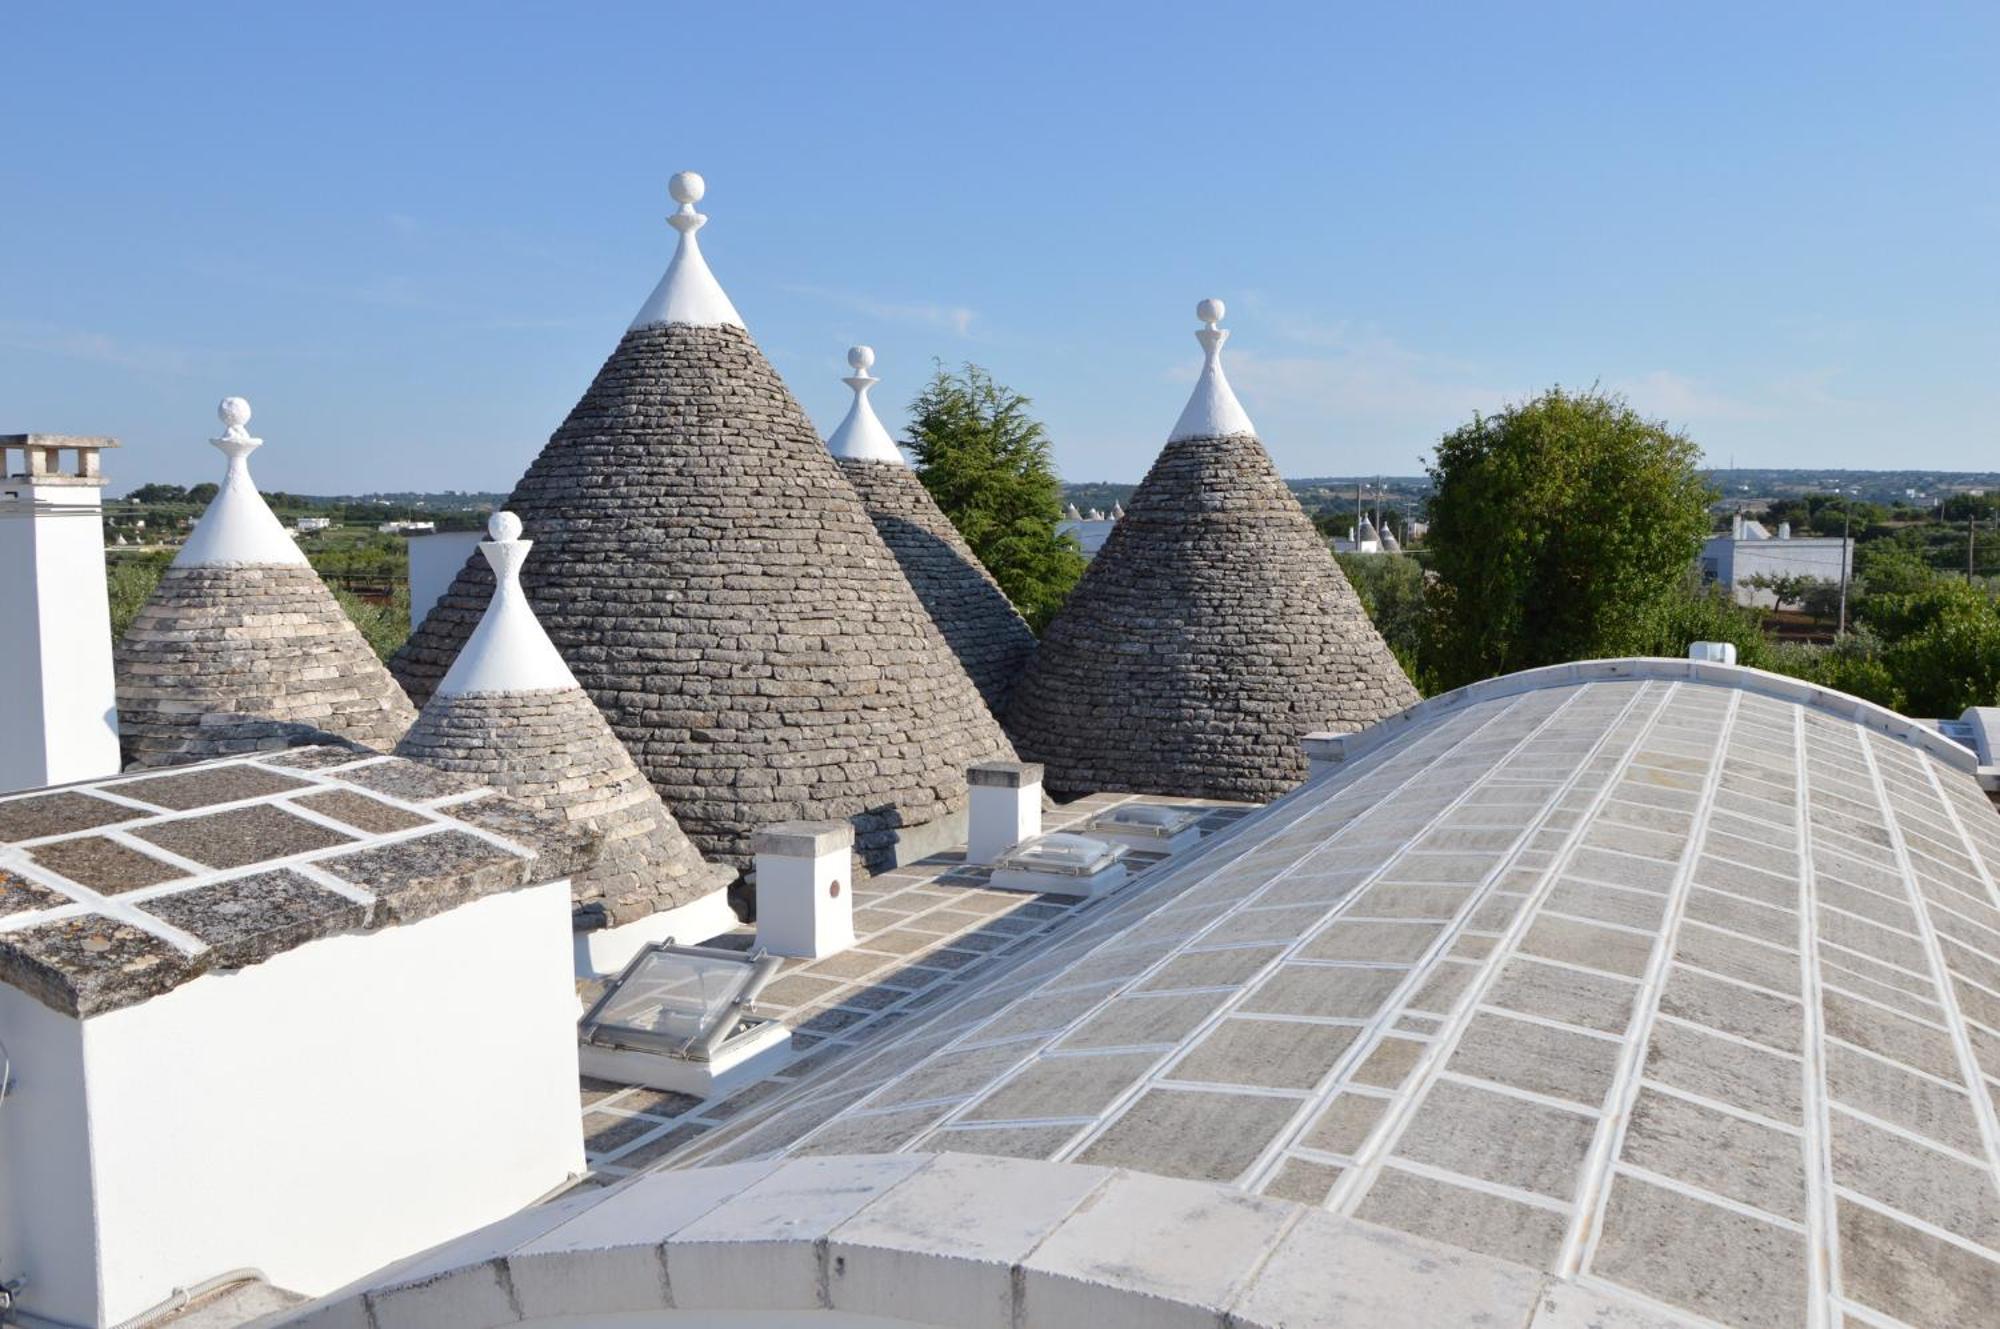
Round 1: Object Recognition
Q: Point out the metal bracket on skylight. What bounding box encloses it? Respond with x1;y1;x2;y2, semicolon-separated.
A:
577;940;793;1096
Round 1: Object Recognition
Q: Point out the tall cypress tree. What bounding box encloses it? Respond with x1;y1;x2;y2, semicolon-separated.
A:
905;363;1085;632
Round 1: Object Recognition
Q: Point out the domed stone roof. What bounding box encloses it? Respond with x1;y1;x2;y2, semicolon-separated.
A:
390;177;1013;867
823;346;1037;721
1006;300;1419;800
115;398;416;767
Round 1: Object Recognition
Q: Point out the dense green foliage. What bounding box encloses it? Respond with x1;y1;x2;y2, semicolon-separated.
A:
1420;388;1714;691
1334;553;1426;682
106;552;172;641
332;584;413;662
906;364;1086;633
105;547;409;662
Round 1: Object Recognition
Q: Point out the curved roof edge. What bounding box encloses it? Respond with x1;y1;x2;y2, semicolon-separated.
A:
272;1151;1701;1329
1329;656;1987;782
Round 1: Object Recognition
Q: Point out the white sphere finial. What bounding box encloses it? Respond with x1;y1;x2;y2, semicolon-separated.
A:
218;396;252;431
1196;298;1226;329
488;511;523;542
669;171;706;207
847;345;876;373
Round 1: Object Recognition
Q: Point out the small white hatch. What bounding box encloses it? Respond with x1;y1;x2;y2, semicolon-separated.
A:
578;941;792;1096
989;832;1130;898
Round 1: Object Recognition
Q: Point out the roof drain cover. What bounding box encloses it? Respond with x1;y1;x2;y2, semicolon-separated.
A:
578;940;792;1098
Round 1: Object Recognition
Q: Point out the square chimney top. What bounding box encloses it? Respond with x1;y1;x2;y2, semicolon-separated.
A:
2;433;119;486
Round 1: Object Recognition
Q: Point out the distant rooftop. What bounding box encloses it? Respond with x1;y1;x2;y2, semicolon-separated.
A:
0;747;596;1016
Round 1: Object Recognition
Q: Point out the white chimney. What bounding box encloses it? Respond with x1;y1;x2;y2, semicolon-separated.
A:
1778;521;1791;539
754;820;856;958
1302;731;1352;780
967;761;1044;864
1688;641;1739;666
0;435;122;793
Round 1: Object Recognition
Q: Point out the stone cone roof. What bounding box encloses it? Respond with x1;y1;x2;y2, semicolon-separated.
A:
395;515;733;928
1006;303;1419;801
399;688;732;928
835;457;1038;720
389;323;1015;868
116;401;416;768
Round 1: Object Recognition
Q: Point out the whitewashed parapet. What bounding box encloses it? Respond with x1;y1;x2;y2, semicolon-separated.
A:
277;1152;1701;1329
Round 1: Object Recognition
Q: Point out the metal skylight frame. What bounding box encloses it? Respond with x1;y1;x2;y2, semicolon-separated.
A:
578;940;782;1063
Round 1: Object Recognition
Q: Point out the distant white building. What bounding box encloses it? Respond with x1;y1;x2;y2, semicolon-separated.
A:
378;519;436;534
295;515;331;533
1699;512;1852;607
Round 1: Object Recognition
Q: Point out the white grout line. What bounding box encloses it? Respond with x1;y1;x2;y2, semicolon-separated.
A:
1876;735;2000;1189
1311;685;1676;1212
1560;688;1744;1282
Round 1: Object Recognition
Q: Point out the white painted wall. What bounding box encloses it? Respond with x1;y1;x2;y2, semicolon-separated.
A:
0;880;584;1327
0;480;121;794
575;887;739;979
0;985;98;1327
1698;532;1851;608
406;530;485;633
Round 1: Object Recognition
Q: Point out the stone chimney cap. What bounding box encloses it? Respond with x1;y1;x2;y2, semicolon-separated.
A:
1169;297;1258;443
753;820;856;858
968;761;1044;789
629;169;745;331
825;345;906;465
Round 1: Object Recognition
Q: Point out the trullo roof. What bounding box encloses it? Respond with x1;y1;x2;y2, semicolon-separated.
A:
389;174;1014;866
1006;300;1419;800
115;398;417;767
823;346;1037;720
396;513;732;927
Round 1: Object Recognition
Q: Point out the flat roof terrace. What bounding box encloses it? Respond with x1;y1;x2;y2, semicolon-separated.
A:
573;791;1253;1180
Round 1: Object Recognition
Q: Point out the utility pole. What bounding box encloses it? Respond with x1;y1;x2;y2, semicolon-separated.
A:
1837;501;1852;637
1970;509;1978;583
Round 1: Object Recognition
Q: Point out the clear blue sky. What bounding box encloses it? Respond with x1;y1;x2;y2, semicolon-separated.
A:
6;3;1997;494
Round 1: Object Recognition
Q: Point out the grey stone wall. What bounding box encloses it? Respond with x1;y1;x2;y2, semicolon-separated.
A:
390;324;1015;868
397;687;733;929
116;564;417;767
836;458;1037;722
1006;430;1420;801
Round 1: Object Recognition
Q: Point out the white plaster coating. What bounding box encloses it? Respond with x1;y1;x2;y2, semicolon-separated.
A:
0;468;121;793
755;834;857;958
272;1154;1721;1329
628;171;745;330
435;512;580;697
665;1155;931;1311
1167;297;1257;443
174;397;312;568
573;885;741;977
2;880;584;1327
824;346;906;465
1018;1169;1296;1329
967;772;1042;865
826;1153;1108;1329
407;528;485;631
1232;1207;1545;1329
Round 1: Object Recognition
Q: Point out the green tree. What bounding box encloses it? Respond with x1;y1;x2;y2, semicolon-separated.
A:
906;364;1086;632
1335;552;1428;685
1740;571;1823;613
332;585;412;662
1854;581;2000;715
106;553;171;640
1420;388;1714;690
